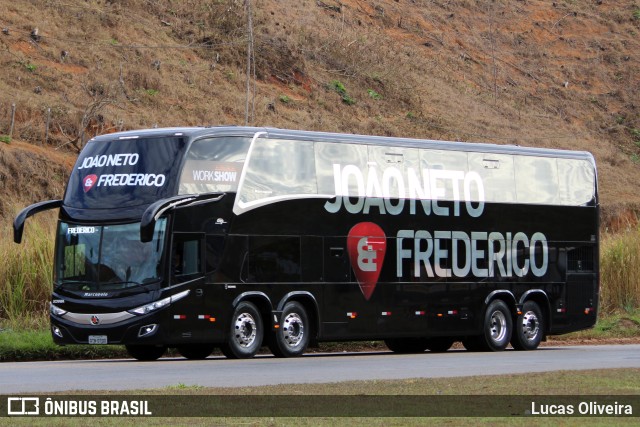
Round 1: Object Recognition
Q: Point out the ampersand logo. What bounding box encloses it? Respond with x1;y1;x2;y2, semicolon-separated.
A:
83;174;98;193
347;222;387;301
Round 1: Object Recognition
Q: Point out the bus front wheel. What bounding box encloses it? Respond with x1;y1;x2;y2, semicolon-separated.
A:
268;301;310;357
221;301;264;359
126;344;166;361
511;301;544;351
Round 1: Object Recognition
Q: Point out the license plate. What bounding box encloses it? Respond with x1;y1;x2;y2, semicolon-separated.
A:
88;335;108;345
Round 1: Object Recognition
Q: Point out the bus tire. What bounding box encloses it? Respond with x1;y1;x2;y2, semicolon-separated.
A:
511;301;544;351
177;344;216;360
425;337;454;353
126;344;166;361
220;301;263;359
481;300;513;351
384;338;428;353
268;302;310;358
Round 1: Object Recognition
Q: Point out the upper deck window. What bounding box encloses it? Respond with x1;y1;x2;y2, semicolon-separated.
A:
557;158;595;206
236;138;317;212
233;136;596;215
468;152;516;203
65;136;185;209
315;142;368;195
515;155;559;204
178;136;251;195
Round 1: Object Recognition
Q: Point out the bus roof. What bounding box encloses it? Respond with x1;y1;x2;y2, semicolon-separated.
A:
89;126;594;163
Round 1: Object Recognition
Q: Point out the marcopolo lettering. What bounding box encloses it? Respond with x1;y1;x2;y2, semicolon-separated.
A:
324;163;485;217
97;173;165;187
77;153;139;170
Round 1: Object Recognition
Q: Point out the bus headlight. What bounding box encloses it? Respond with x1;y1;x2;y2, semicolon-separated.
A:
128;289;190;315
50;304;67;317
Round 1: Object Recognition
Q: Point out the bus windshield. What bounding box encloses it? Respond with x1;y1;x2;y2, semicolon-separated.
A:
55;219;167;292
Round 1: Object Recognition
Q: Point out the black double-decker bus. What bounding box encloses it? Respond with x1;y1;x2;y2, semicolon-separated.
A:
14;127;599;361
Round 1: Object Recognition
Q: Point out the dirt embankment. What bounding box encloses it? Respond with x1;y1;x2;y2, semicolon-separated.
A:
0;140;73;220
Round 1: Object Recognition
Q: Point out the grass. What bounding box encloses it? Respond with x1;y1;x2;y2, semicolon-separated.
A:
599;229;640;313
0;328;128;361
0;216;54;324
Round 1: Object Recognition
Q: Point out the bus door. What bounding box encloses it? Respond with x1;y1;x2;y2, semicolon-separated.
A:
564;244;598;329
166;232;210;342
321;237;353;337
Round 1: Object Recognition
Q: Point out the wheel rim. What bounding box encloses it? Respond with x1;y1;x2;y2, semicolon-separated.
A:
521;310;540;341
489;309;507;342
233;312;257;348
282;313;304;348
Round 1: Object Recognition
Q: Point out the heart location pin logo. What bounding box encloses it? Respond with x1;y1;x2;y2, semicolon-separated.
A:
347;222;387;301
83;174;98;193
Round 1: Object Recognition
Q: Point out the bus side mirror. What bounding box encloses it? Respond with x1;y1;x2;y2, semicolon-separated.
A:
140;195;198;243
13;200;63;244
140;193;224;242
139;214;156;243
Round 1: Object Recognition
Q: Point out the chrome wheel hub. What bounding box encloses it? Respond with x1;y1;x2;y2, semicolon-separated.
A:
233;312;257;348
489;310;507;342
521;311;539;341
282;313;304;347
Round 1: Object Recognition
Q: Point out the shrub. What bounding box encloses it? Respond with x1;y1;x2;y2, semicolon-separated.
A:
600;228;640;313
0;216;55;325
329;80;356;105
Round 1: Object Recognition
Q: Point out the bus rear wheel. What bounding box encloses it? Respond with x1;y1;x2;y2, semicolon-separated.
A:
464;300;513;352
511;301;544;351
220;301;263;359
482;300;512;351
268;302;310;358
126;344;166;361
384;338;428;353
177;344;216;360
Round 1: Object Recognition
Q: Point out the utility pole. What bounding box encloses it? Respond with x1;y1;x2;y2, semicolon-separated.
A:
245;0;255;125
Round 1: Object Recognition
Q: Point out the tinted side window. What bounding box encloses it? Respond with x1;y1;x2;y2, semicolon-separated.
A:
172;234;202;281
247;236;301;282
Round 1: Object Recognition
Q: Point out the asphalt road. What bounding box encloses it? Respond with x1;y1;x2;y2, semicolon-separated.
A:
1;344;639;393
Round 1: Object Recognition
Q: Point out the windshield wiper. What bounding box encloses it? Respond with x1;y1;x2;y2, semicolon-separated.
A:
55;280;95;292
